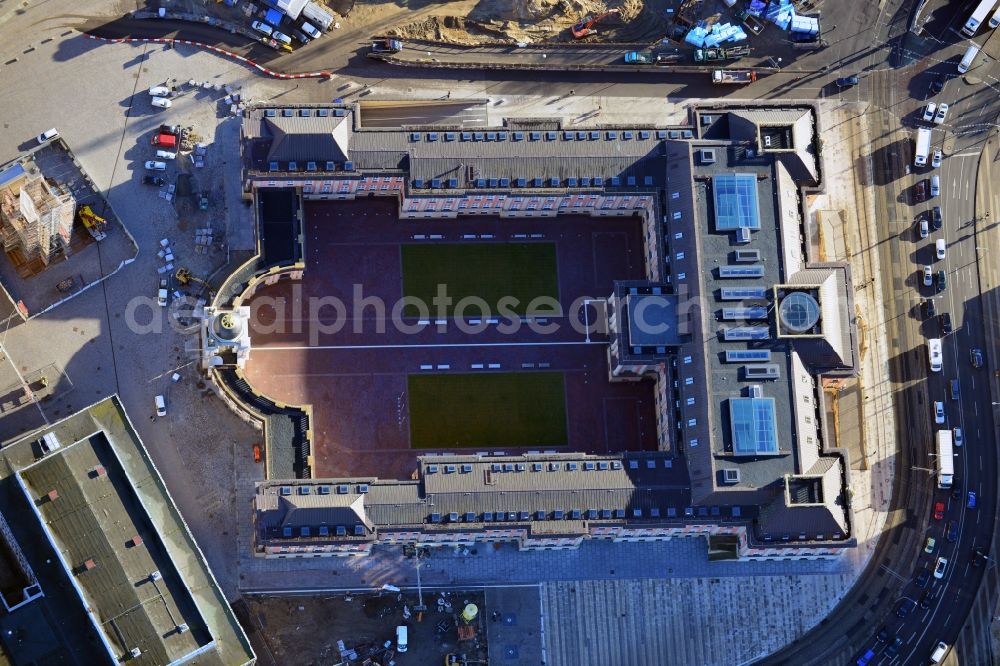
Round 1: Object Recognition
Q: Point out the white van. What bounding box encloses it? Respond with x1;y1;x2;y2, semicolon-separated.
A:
154;394;167;416
990;7;1000;29
151;97;172;109
928;338;943;372
958;44;981;73
936;238;946;259
149;85;171;97
155;150;176;160
36;128;59;144
930;641;948;663
396;625;408;652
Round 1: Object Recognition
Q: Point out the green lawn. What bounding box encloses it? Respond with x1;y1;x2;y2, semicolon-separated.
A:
400;243;558;317
408;373;568;449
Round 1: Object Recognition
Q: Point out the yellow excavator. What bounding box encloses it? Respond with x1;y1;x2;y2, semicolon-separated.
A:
77;205;107;241
175;268;213;296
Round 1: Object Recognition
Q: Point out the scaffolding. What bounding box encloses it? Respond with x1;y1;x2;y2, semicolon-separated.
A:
0;167;75;266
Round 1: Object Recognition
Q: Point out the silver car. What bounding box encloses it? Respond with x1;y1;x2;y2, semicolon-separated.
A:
144;160;167;171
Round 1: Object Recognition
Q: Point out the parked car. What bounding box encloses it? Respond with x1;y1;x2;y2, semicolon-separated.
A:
924;265;933;286
937;270;947;292
142;175;165;186
301;21;321;38
934;103;949;124
915;179;927;202
934;401;945;424
954;427;963;447
836;75;860;87
897;598;917;617
293;30;312;44
148;85;171;97
856;648;876;666
144;161;166;171
931;174;940;197
154;394;167;416
273;31;292;45
923;102;937;122
971;348;984;368
36;127;58;144
932;149;943;168
924;298;936;318
915;568;931;588
940;312;952;333
931;205;942;229
933;556;948;579
946;520;959;542
925;537;936;553
933;501;945;520
251;20;273;36
919;218;929;238
930;76;945;94
968;491;977;508
151;97;172;109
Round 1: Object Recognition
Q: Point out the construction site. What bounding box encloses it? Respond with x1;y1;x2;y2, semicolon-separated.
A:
246;587;490;666
0;142;135;319
377;0;823;51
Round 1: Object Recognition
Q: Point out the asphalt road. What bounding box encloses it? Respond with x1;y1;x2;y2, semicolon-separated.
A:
762;6;1000;666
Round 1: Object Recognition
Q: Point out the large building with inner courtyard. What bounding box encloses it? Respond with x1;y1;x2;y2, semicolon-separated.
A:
206;102;858;561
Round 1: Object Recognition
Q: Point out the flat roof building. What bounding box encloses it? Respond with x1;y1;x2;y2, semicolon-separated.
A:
224;101;857;561
2;397;255;666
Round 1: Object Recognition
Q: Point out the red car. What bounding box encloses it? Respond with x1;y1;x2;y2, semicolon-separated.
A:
933;502;945;520
915;180;927;203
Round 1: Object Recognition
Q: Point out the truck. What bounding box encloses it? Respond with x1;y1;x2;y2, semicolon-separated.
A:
694;46;750;62
936;430;954;489
370;39;402;56
712;69;757;84
624;50;680;64
962;0;997;36
914;127;932;167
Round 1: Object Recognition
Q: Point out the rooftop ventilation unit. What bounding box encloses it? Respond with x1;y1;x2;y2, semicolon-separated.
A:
735;227;752;244
177;623;189;634
734;249;761;263
130;648;142;659
723;469;741;484
748;385;763;398
700;149;716;164
149;570;162;582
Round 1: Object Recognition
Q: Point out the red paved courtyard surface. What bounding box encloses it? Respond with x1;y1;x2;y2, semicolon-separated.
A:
242;198;659;479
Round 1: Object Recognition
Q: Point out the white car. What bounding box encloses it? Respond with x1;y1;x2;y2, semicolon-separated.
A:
933;556;948;579
155;150;176;160
992;7;1000;29
157;288;168;307
148;85;171;97
934;103;949;124
923;102;937;122
936;238;946;260
931;149;942;168
251;20;273;36
36;128;58;144
301;21;321;39
930;174;940;197
144;161;167;171
151;97;172;109
155;394;167;416
954;427;963;447
923;265;933;286
919;218;929;239
934;401;945;424
273;31;292;45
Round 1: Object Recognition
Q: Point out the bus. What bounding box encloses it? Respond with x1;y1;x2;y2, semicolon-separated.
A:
936;430;954;489
928;338;942;372
962;0;997;36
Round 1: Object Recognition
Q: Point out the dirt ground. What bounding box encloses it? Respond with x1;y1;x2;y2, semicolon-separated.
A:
245;587;489;666
381;0;755;46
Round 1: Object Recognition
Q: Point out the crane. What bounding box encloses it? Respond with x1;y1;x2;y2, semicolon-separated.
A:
571;8;620;39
